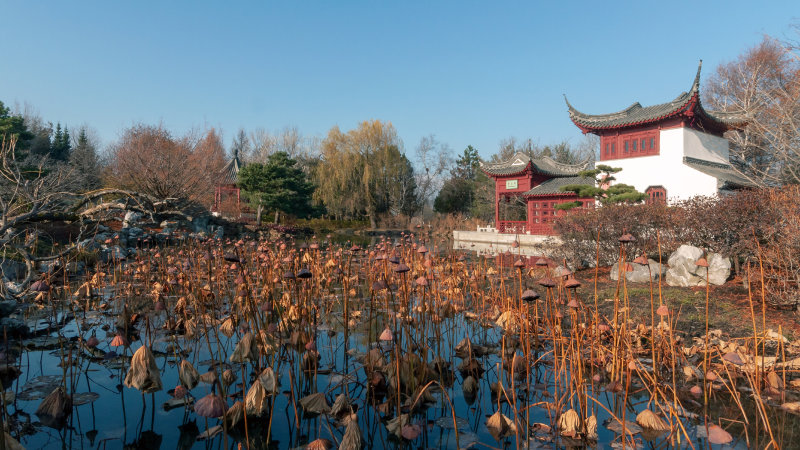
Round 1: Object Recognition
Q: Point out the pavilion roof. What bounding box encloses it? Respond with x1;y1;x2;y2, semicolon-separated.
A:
566;61;747;133
522;176;593;197
682;156;761;190
482;152;592;177
220;154;241;185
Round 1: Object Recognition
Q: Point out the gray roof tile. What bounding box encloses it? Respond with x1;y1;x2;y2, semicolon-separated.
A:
522;176;593;196
682;157;761;189
566;62;747;131
482;152;592;177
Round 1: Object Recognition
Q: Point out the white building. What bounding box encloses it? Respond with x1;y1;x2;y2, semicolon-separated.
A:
566;62;758;202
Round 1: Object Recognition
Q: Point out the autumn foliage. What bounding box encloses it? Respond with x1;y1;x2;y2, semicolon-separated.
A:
107;124;226;204
554;187;800;307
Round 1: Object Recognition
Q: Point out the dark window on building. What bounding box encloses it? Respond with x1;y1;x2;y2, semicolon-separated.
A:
632;140;637;152
624;141;629;153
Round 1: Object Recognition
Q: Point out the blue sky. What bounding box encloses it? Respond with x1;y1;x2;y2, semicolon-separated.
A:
1;1;797;159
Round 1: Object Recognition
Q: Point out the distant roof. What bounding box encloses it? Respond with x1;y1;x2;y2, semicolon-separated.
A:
683;156;761;190
220;154;241;185
482;152;592;177
522;175;593;197
566;61;747;133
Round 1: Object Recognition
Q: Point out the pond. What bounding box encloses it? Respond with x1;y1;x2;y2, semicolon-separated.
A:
4;236;798;449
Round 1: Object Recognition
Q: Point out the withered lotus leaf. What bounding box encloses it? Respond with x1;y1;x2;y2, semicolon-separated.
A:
386;414;410;437
223;401;244;428
219;317;236;338
379;328;393;342
258;367;279;394
486;410;516;441
222;369;237;387
35;386;72;428
2;432;24;450
330;393;353;418
124;346;162;393
339;418;362;450
706;424;733;445
558;409;580;436
586;414;598;440
195;393;227;418
299;392;331;414
245;380;268;416
179;360;200;389
462;375;478;396
636;409;670;431
401;424;421;440
306;438;333;450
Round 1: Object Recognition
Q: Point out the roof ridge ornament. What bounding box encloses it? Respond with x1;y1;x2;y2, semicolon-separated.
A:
691;60;703;94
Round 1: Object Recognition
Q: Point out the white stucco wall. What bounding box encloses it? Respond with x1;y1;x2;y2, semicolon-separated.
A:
609;127;723;201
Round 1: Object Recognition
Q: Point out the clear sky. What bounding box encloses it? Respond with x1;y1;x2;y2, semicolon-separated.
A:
1;1;797;159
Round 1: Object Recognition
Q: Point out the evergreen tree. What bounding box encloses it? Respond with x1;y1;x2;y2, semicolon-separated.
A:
69;127;101;191
0;100;33;150
434;145;483;215
452;145;480;180
238;151;315;224
557;165;647;210
49;123;71;161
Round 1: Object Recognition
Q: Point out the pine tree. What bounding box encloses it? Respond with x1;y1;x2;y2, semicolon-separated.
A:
49;123;71;161
69;127;101;191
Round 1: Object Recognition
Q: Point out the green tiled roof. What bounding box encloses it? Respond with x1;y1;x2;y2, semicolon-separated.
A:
522;176;593;197
566;62;747;132
482;152;592;177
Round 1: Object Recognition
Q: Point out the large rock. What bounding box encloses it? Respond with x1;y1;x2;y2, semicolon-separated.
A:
122;211;142;228
0;317;29;338
611;259;667;283
707;253;732;286
665;245;731;287
0;300;18;318
0;260;25;281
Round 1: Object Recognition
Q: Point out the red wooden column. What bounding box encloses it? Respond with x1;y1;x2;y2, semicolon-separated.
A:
495;193;500;228
526;198;534;233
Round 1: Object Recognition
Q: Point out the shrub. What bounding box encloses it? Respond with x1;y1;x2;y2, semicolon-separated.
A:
553;187;800;307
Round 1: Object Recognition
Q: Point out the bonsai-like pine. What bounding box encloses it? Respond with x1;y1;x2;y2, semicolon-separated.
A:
556;165;647;210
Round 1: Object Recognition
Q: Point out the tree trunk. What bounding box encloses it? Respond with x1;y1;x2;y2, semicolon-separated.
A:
369;214;377;229
274;210;280;224
256;204;263;227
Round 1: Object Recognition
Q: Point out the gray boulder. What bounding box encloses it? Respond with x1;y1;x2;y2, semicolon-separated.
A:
122;211;143;228
0;300;17;318
0;260;26;281
108;246;128;261
610;259;666;283
665;245;731;287
192;215;210;233
707;253;732;286
3;281;22;297
0;317;29;338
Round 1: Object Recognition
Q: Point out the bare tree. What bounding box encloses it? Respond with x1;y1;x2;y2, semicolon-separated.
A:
414;135;452;216
705;36;800;185
0;137;191;298
107;124;226;205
